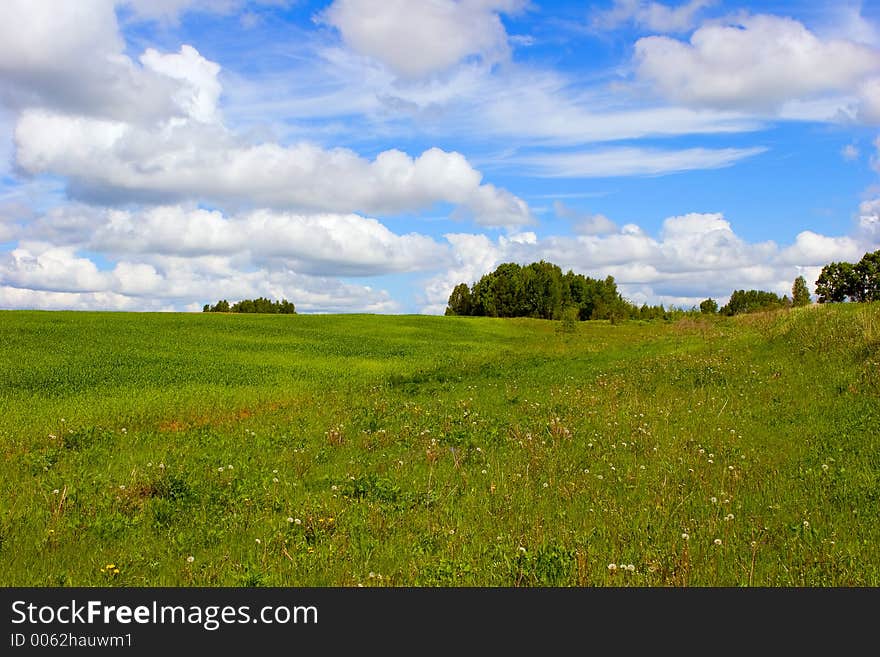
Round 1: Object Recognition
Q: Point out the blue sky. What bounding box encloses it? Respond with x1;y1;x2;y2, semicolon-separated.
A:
1;0;880;313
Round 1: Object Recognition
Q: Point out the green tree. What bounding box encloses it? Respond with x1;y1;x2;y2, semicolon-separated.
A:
207;299;230;312
232;299;255;313
791;276;811;307
699;298;718;314
557;305;579;334
444;262;643;322
590;276;628;321
522;261;563;319
445;283;474;316
471;273;497;316
853;250;880;302
564;271;590;320
490;263;525;317
720;290;785;315
815;262;856;303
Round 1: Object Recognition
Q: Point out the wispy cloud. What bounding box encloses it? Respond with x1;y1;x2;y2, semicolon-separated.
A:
502;146;767;178
592;0;716;34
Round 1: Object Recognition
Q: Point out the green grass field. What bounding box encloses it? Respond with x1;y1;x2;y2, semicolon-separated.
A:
1;304;878;586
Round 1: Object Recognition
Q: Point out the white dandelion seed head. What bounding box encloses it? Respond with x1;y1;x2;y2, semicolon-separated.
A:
682;533;689;541
255;539;261;544
287;517;294;523
186;556;194;563
714;538;722;546
626;564;635;572
607;563;617;571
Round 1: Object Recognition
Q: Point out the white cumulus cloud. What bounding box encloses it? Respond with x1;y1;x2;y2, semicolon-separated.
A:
635;13;880;114
89;206;451;276
0;0;201;122
140;45;223;123
0;243;402;313
14;111;532;225
778;231;863;266
319;0;527;79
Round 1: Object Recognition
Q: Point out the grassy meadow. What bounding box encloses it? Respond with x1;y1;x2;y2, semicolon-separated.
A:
0;304;878;586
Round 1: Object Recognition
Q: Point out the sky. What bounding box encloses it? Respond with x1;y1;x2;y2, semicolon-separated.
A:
2;0;880;314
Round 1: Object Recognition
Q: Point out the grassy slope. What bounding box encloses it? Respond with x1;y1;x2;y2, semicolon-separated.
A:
0;305;877;586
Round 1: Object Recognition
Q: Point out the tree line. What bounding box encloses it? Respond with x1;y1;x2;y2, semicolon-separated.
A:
203;297;296;314
446;250;880;323
445;261;660;322
699;280;810;316
198;250;879;319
